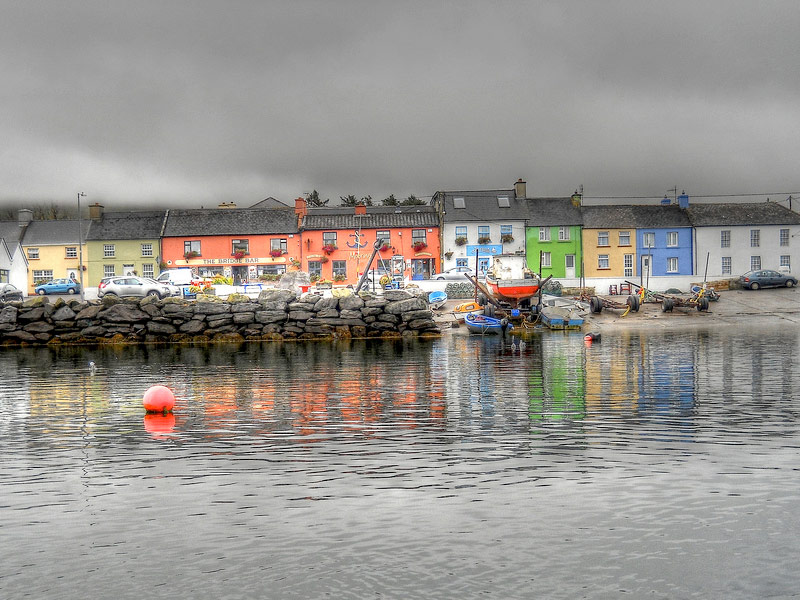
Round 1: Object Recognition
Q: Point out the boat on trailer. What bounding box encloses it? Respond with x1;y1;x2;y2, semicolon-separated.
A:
464;312;513;335
428;290;448;310
483;254;541;307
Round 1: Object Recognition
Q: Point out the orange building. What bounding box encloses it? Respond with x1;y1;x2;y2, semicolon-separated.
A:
298;200;441;284
161;206;301;283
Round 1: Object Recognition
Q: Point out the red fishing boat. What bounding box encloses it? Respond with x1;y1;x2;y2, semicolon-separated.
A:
483;254;541;306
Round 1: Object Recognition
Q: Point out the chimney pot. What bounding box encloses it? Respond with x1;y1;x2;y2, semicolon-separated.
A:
514;178;526;199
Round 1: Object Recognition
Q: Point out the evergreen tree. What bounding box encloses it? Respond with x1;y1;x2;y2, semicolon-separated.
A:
340;195;358;207
401;194;425;206
381;194;398;206
305;190;329;207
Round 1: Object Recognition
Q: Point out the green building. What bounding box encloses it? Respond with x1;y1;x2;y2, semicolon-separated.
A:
525;196;583;280
85;204;168;286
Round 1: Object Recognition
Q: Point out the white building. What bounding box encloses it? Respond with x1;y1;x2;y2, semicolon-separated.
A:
687;202;800;278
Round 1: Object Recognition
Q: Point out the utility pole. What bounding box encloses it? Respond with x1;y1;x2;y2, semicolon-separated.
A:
77;192;86;301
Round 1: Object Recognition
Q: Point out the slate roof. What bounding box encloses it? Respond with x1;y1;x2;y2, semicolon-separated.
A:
686;202;800;227
436;188;530;222
525;198;584;226
580;205;692;229
302;206;439;230
0;221;25;252
21;220;90;245
162;208;299;237
85;211;167;241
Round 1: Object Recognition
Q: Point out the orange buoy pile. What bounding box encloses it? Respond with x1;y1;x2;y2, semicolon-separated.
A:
143;385;176;413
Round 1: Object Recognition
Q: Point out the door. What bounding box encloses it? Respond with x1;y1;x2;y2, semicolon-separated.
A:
565;254;575;278
478;258;490;275
641;255;652;281
123;264;136;276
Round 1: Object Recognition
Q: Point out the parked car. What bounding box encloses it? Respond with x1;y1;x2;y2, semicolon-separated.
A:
0;283;24;302
156;268;196;287
739;270;798;290
98;276;173;299
434;267;473;281
34;278;81;295
360;268;393;285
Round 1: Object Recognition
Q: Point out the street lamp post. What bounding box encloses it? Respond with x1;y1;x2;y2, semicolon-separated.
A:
77;192;86;301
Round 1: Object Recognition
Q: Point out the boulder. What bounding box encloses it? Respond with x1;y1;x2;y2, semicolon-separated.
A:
195;301;231;315
258;288;297;303
383;289;413;301
339;294;365;311
401;309;434;322
4;330;37;342
288;310;315;321
384;297;427;314
179;320;206;334
230;302;261;313
233;312;256;324
260;300;289;312
339;309;364;320
407;318;439;331
0;306;17;324
75;305;102;320
314;297;339;311
98;304;150;323
255;311;287;324
23;321;55;334
17;307;46;322
146;321;177;335
316;308;340;318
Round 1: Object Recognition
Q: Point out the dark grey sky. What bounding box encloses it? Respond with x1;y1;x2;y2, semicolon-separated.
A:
2;1;799;208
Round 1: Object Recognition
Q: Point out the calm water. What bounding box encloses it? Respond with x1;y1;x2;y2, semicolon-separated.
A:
1;328;799;599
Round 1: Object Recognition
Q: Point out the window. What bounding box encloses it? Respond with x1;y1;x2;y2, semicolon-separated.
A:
412;229;427;244
598;254;610;269
455;226;467;241
376;230;390;245
261;265;286;275
308;261;322;278
780;229;790;247
322;232;337;246
231;239;249;255
142;264;154;278
478;257;489;274
720;230;730;248
667;231;679;247
558;227;570;241
184;240;201;255
781;256;791;270
667;257;678;273
721;257;731;275
619;231;631;246
750;229;760;247
65;246;77;258
453;197;465;209
0;269;8;282
624;254;634;277
642;232;655;248
597;231;608;246
751;256;761;271
32;269;53;282
539;227;551;242
141;243;153;257
477;226;490;241
27;247;39;259
500;224;512;236
541;252;551;268
271;238;287;252
332;260;347;277
104;265;115;277
103;244;115;258
456;258;468;267
497;195;510;208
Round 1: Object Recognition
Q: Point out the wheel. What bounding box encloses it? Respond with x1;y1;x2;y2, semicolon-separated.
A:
435;276;445;280
697;297;710;311
67;288;76;295
476;293;486;307
590;296;603;313
37;289;45;295
750;282;760;290
786;280;795;288
662;298;674;312
146;290;161;298
626;295;640;312
484;303;495;318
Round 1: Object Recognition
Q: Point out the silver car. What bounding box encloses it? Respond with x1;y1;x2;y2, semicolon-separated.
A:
97;276;173;299
433;267;473;281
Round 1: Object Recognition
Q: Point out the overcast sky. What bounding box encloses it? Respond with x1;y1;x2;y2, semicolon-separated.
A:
2;1;799;209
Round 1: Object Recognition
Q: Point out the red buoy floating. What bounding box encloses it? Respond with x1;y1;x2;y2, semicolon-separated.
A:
143;385;176;413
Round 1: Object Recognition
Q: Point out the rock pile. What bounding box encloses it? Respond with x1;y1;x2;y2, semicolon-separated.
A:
0;289;441;346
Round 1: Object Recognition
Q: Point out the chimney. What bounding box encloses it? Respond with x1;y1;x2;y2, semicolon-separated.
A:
570;190;582;207
678;191;689;208
89;202;104;220
18;208;33;227
294;197;307;227
514;178;526;199
355;203;367;215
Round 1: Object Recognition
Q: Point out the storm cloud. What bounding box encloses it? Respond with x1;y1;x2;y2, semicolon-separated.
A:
2;0;798;208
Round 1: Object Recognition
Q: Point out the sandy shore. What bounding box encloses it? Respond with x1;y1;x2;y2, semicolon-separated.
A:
433;287;800;333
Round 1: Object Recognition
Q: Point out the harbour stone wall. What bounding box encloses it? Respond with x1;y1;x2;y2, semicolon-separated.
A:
0;289;441;346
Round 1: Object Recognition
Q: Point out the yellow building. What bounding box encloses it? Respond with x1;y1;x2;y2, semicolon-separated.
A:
21;220;89;294
581;226;637;279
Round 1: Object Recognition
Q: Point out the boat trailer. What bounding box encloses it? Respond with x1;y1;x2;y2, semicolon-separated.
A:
624;280;711;312
581;291;641;316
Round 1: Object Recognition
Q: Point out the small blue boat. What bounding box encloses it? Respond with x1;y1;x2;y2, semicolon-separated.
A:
464;312;513;335
428;290;448;309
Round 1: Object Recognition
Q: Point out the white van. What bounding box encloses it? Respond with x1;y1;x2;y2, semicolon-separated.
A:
156;268;195;287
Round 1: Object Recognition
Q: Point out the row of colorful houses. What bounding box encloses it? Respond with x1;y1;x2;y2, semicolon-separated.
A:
2;179;800;295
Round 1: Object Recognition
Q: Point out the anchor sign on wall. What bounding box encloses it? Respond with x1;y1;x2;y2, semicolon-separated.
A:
346;230;368;249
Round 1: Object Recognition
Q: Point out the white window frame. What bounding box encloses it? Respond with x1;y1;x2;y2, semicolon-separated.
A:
643;232;655;249
539;227;551;242
721;257;731;275
619;231;631;246
624;254;634;277
721;230;730;248
751;256;761;271
780;229;790;247
65;246;77;258
750;229;760;248
541;252;551;268
32;269;53;281
103;264;115;277
597;231;609;246
27;247;39;260
103;244;115;258
141;243;153;257
142;263;154;278
780;255;791;270
666;257;678;273
558;227;570;241
598;254;610;269
666;231;679;247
